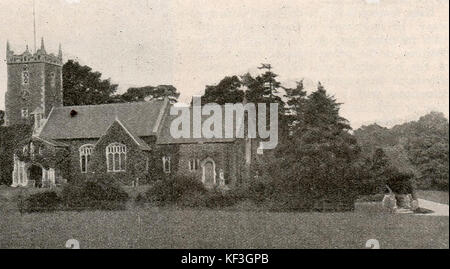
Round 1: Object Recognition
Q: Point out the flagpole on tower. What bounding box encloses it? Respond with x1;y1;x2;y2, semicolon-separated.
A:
33;0;37;53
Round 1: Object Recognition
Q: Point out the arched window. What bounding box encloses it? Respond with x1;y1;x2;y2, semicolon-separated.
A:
106;143;127;172
79;144;94;173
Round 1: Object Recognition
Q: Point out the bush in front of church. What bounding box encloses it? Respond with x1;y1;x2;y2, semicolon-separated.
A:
142;175;241;208
143;175;206;206
143;177;177;205
17;191;62;213
173;175;208;207
61;178;129;210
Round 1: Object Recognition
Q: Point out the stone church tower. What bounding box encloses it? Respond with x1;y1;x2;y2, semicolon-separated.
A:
4;38;63;131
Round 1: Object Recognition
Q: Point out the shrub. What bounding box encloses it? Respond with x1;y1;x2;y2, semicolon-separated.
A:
173;175;207;198
61;179;129;210
142;175;243;208
85;180;129;202
145;179;176;204
143;175;206;205
18;191;61;213
61;183;86;208
232;174;277;204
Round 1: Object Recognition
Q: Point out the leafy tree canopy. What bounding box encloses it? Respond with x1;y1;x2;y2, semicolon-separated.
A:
63;60;118;106
200;64;285;106
354;111;449;190
201;75;244;105
63;60;180;105
121;85;180;104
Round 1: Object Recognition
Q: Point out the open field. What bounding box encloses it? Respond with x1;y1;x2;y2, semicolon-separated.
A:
1;186;448;249
1;205;448;249
416;190;449;205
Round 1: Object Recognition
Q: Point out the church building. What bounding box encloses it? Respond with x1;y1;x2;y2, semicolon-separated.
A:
3;40;259;189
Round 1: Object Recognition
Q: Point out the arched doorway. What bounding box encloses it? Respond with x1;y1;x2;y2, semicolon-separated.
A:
29;164;43;188
201;157;216;186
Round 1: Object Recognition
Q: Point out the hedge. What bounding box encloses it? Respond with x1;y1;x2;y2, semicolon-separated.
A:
17;179;130;213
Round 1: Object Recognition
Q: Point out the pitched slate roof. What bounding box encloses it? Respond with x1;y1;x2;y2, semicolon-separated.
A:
156;105;252;144
39;99;168;140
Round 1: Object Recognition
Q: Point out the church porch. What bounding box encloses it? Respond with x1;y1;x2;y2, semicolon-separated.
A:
11;155;57;188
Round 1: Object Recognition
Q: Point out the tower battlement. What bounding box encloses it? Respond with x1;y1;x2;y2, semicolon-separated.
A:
6;38;63;66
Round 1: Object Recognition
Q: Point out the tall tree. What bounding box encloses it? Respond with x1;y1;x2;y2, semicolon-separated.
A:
302;82;351;131
284;80;308;131
245;66;289;141
201;75;244;105
271;82;360;204
360;148;393;194
245;65;283;105
404;112;449;189
63;60;118;106
121;85;180;104
200;64;284;106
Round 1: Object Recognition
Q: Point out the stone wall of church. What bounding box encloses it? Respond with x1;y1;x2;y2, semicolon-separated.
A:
56;135;167;185
175;142;243;186
149;139;256;187
87;122;151;185
56;138;98;183
153;143;180;178
49;135;259;187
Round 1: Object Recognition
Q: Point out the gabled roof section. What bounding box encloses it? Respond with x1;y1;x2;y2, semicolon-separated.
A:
33;136;69;148
96;118;151;151
39;99;168;140
18;136;69;148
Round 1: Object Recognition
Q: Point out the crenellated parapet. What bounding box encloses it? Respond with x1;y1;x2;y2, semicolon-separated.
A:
6;38;63;66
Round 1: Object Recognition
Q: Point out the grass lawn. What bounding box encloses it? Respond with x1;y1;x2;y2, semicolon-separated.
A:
1;206;448;249
416;190;449;205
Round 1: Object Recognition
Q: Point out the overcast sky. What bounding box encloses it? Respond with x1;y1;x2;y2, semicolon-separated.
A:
0;0;448;129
